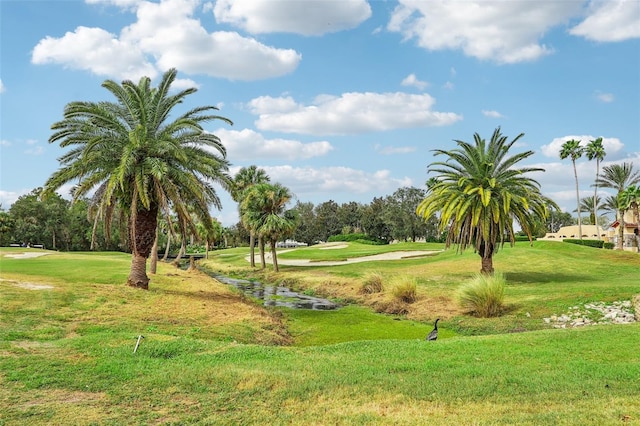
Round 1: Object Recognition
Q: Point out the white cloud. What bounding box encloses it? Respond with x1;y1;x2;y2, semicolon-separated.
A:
0;190;24;208
263;165;413;197
595;91;614;103
213;128;333;161
482;110;504;118
213;0;371;35
401;73;428;90
540;135;624;158
388;1;582;64
0;139;10;146
570;0;640;42
442;81;455;90
85;0;142;8
32;0;301;81
374;144;416;155
171;78;200;90
248;92;462;135
0;79;5;93
32;26;157;81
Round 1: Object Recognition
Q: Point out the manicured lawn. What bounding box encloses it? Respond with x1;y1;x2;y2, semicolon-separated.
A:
1;244;639;425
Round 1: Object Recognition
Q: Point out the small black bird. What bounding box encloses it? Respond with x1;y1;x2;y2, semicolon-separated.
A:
426;318;440;341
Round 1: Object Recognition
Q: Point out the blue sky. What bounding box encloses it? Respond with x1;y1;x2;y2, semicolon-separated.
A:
1;0;639;226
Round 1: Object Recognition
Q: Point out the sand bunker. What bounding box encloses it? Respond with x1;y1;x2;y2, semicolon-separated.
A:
319;244;348;250
247;249;441;267
4;252;51;259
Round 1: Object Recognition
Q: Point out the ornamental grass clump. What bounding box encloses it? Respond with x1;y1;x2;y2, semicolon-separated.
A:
458;272;505;317
391;276;417;304
359;272;385;294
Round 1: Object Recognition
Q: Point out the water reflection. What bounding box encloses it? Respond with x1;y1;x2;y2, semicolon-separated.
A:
205;272;338;310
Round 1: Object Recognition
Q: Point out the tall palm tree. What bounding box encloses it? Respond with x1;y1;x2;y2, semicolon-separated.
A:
232;166;270;267
43;69;232;289
241;183;297;272
559;139;585;240
417;128;554;274
585;137;606;239
595;162;640;249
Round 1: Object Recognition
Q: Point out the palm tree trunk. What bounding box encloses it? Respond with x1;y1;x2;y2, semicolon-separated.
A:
127;204;158;289
480;254;494;274
162;231;171;261
594;160;600;240
572;160;582;240
174;238;186;263
618;209;625;250
249;232;256;267
128;254;149;289
270;240;279;272
479;240;494;274
150;227;159;274
259;236;266;269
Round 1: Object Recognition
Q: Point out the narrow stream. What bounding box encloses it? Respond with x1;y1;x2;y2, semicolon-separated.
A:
201;269;338;310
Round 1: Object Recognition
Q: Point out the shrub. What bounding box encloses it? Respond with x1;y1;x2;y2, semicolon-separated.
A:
563;239;604;248
457;272;505;317
604;242;615;250
514;235;536;242
327;233;387;245
391;276;417;303
359;272;385;294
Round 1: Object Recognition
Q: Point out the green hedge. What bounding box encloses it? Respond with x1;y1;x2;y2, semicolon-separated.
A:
563;239;609;249
327;233;388;245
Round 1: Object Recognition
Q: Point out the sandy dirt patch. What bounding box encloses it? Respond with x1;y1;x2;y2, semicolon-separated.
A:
3;252;51;259
0;278;54;290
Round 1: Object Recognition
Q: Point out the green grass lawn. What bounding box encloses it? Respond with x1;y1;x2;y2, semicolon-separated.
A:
1;244;639;425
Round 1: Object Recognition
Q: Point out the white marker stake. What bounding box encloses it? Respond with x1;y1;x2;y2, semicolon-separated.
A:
133;335;144;353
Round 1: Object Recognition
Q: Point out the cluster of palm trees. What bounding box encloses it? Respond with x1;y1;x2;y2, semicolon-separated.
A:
559;137;606;240
559;138;639;248
231;166;297;272
596;164;640;249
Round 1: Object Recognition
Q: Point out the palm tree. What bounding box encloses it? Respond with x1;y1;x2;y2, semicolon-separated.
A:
43;69;232;289
417;128;554;274
574;195;604;225
619;185;640;226
585;137;606;239
595;162;640;249
241;183;297;272
232;166;270;267
559;139;585;240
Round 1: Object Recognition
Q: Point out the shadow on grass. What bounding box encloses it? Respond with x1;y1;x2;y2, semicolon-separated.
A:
505;271;596;284
160;288;243;303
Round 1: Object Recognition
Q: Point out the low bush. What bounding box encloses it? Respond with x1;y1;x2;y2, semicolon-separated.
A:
514;235;536;242
391;276;417;303
457;272;505;317
563;239;604;248
327;233;387;245
359;272;385;294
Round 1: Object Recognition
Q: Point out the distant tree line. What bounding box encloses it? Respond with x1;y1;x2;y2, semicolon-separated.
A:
2;184;582;253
